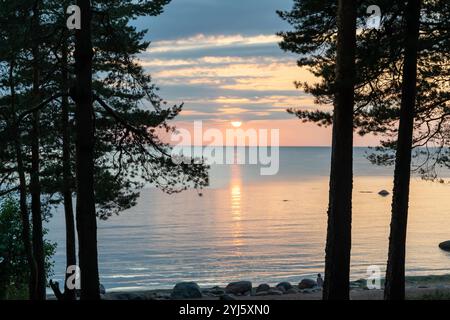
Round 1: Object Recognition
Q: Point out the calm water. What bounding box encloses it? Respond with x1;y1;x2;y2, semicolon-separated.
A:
46;147;450;291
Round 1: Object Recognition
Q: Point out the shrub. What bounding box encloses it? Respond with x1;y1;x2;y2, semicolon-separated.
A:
0;198;56;299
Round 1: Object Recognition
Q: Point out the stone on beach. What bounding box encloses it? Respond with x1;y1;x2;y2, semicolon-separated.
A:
298;279;317;289
256;283;271;293
378;190;390;196
439;240;450;251
286;288;299;294
225;281;252;295
267;288;284;295
276;282;293;292
205;286;225;296
171;282;202;299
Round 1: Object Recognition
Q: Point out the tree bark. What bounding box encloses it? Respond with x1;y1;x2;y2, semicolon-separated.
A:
384;0;421;300
323;0;357;300
73;0;100;300
61;35;77;301
30;0;46;300
9;61;38;300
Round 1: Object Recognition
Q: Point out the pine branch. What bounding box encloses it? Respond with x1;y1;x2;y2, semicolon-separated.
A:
18;93;65;123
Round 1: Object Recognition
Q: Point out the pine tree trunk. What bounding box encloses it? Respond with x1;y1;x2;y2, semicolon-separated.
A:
61;36;77;301
323;0;357;300
384;0;421;300
73;0;100;300
30;0;46;300
9;61;38;300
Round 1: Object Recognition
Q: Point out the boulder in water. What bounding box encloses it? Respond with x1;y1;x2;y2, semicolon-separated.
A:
298;279;317;289
171;282;202;299
276;282;293;291
439;241;450;251
256;284;270;293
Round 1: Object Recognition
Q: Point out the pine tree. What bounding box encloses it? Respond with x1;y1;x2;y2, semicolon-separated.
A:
384;0;422;300
279;0;449;299
1;0;208;300
322;0;357;300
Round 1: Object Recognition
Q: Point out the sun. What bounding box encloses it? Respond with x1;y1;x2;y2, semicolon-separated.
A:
231;121;242;128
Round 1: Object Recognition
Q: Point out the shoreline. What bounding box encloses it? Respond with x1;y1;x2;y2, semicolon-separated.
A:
95;274;450;300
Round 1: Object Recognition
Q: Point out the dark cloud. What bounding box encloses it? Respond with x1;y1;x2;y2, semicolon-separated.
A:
134;0;293;41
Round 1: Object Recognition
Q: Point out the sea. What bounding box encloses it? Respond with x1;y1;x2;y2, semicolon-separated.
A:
46;147;450;291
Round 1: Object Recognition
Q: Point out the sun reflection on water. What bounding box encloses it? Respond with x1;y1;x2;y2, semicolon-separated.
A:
230;158;244;251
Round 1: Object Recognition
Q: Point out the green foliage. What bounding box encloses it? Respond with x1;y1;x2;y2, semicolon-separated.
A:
0;198;55;300
0;0;209;220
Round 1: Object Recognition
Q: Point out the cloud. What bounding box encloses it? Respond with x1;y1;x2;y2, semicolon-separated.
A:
137;26;329;126
147;56;316;93
138;35;328;124
140;56;283;67
147;34;281;53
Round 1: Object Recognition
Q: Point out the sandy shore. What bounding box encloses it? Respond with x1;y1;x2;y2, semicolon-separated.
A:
101;274;450;300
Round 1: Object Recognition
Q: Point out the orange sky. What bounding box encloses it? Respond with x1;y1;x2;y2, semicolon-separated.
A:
170;119;381;147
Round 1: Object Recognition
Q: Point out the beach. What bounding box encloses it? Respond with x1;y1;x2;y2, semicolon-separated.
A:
93;275;450;300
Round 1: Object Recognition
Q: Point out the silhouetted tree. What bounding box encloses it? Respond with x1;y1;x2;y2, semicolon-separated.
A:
322;0;357;300
70;0;99;300
1;0;208;301
384;0;422;300
279;0;448;300
0;1;38;299
30;0;46;300
279;0;358;299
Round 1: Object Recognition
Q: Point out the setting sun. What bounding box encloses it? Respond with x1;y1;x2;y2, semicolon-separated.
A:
231;121;242;128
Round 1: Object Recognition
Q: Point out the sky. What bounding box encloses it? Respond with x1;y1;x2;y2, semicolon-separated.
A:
136;0;379;146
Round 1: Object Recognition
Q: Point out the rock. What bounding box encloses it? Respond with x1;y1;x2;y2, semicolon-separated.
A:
171;282;202;299
286;288;299;295
378;190;390;196
267;289;284;295
439;240;450;251
208;287;225;296
256;284;271;293
298;279;317;289
276;286;286;293
225;281;252;295
220;294;236;301
276;282;293;291
99;284;106;295
255;291;270;296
